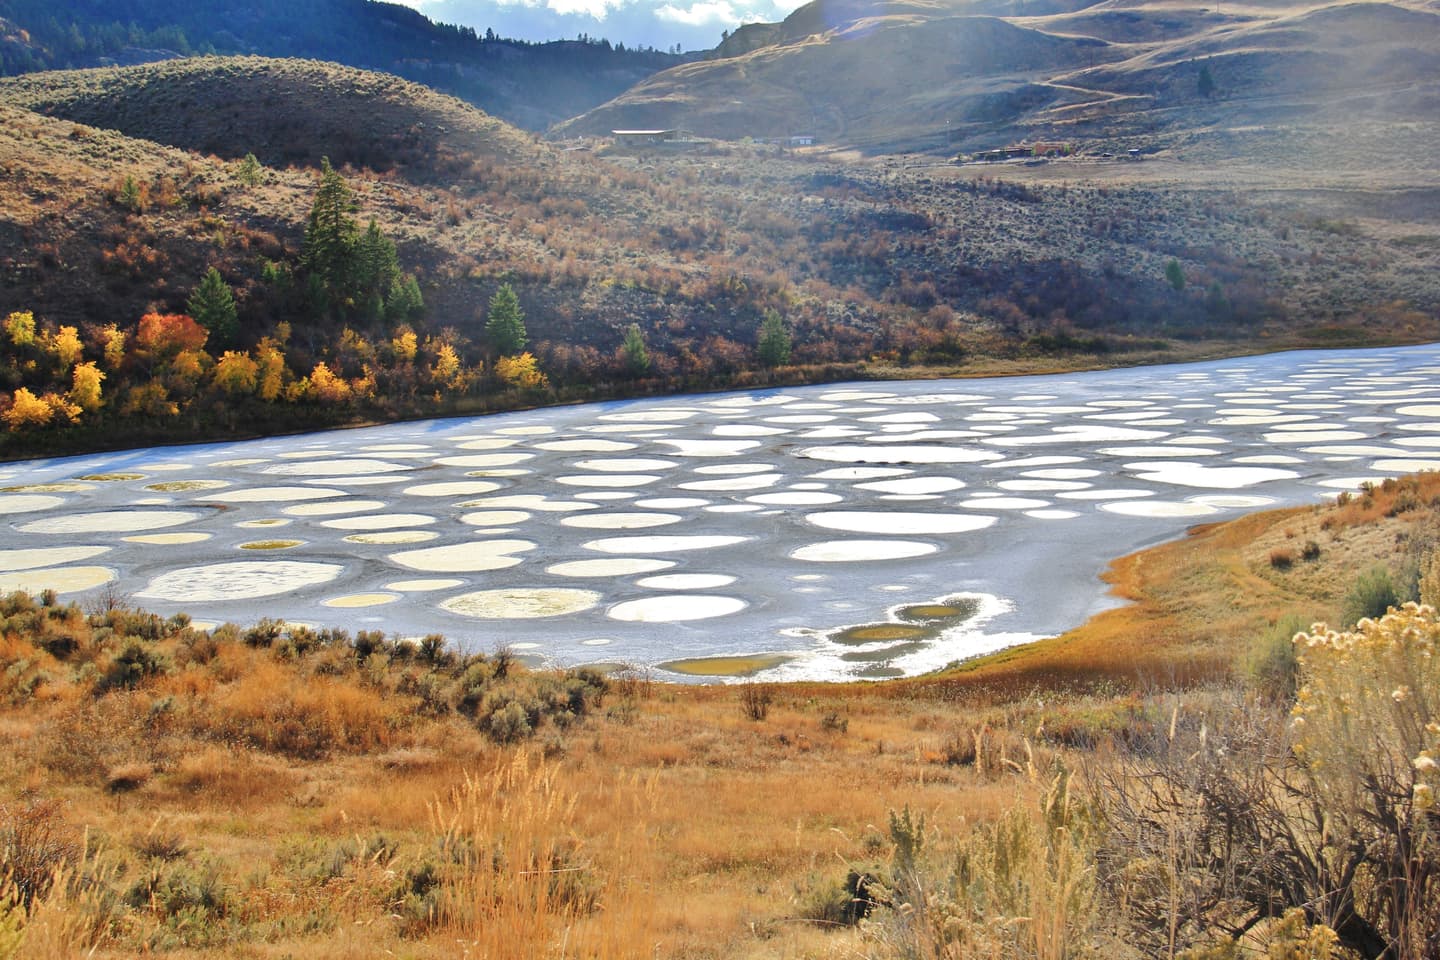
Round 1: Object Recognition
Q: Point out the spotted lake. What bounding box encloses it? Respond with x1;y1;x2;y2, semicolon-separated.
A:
4;345;1440;681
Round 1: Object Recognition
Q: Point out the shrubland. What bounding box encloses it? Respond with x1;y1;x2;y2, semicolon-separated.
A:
2;58;1438;456
3;474;1440;957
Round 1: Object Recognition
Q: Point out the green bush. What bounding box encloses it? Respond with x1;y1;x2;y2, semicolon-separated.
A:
1341;566;1399;626
1243;613;1306;702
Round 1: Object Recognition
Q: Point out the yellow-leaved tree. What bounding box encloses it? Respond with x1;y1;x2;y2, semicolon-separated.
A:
255;338;286;402
494;352;547;390
3;387;54;429
45;325;83;371
69;361;105;413
213;351;259;396
101;323;127;371
2;310;35;349
307;362;352;404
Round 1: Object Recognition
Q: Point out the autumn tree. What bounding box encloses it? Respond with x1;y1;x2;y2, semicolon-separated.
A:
188;267;239;348
136;313;208;358
3;387;53;429
100;323;126;371
3;310;35;349
68;361;104;413
431;342;463;390
495;352;547;390
485;283;527;355
45;325;83;372
213;351;259;396
255;338;286;402
757;309;792;367
307;361;353;404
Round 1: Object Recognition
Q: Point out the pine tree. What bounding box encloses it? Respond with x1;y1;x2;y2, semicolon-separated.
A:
236;152;264;187
485;283;527;355
188;267;239;348
757;309;792;367
387;274;424;323
1165;259;1186;293
301;158;358;301
355;219;400;323
1198;63;1216;99
621;323;650;376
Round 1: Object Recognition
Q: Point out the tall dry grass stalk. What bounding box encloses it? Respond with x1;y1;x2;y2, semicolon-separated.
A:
1;838;118;960
874;749;1102;960
429;751;658;958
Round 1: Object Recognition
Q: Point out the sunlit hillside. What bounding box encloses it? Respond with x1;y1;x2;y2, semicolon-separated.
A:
558;0;1440;162
3;57;1436;455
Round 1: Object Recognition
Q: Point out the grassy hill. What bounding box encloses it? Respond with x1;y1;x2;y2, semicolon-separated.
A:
555;0;1440;157
0;55;1437;455
0;0;687;130
0;57;540;175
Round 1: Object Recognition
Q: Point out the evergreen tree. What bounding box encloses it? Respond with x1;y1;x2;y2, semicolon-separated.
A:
188;267;239;348
387;274;425;323
621;323;650;376
301;157;358;301
236;152;264;187
485;283;527;355
1198;62;1216;98
355;219;400;323
1165;259;1186;293
757;309;792;367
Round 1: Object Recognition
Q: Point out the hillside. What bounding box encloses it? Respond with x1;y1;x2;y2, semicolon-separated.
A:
0;0;687;130
555;0;1440;158
0;57;541;175
1;56;1438;455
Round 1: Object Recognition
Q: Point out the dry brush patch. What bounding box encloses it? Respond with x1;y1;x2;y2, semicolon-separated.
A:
2;481;1440;956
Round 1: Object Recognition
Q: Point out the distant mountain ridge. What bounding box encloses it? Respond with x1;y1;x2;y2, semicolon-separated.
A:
0;0;689;129
556;0;1440;154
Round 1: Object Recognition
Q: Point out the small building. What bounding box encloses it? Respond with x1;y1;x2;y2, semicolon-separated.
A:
789;134;815;146
612;129;678;146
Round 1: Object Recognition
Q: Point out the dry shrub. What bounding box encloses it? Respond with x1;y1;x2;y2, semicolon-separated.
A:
872;762;1102;960
426;752;657;958
162;746;296;807
208;659;397;759
0;842;118;960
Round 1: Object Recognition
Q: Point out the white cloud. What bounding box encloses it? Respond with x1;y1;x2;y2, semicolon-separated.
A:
547;0;627;16
655;0;740;25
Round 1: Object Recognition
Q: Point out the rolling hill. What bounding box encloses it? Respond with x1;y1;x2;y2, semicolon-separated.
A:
0;0;687;130
555;0;1440;156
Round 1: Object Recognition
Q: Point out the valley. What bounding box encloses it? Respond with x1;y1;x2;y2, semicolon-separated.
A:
0;0;1438;956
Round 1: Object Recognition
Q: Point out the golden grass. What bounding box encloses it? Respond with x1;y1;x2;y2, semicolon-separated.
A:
1;482;1436;956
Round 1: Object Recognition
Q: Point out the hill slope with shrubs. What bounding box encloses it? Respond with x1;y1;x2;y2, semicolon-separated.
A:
559;0;1440;158
1;56;1438;455
0;0;687;130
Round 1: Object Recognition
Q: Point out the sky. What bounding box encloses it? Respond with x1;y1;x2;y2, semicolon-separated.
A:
394;0;808;52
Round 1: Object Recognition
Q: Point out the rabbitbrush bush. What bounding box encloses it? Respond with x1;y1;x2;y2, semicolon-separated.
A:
1290;603;1440;957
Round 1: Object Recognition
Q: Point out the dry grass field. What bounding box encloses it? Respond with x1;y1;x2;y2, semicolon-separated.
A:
4;473;1439;958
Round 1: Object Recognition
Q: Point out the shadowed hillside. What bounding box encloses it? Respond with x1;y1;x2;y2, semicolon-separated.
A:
0;57;540;177
0;0;688;129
